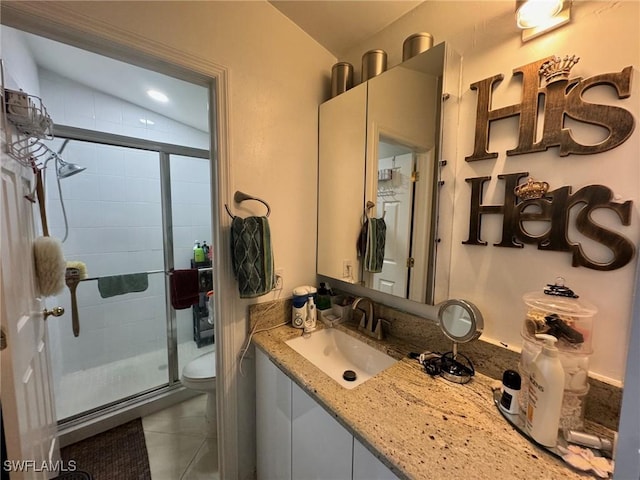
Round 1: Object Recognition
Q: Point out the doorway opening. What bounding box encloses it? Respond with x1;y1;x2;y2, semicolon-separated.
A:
2;25;217;435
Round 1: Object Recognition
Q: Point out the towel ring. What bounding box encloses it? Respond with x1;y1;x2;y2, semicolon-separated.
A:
364;200;385;221
225;190;271;219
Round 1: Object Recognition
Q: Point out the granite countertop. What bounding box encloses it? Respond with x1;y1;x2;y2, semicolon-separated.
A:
253;321;595;480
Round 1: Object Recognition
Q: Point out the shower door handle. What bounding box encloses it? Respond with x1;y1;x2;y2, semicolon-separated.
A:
43;306;65;320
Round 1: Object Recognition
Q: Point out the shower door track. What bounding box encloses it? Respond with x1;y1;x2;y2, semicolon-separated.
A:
52;124;211;433
53;124;209;158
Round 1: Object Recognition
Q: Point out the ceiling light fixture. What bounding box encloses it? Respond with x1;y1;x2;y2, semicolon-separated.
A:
147;89;169;103
139;118;155;126
516;0;571;42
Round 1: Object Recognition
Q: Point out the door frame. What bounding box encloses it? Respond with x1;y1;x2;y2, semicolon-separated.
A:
0;5;239;479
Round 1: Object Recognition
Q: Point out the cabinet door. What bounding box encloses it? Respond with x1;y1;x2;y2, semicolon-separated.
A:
292;382;353;480
317;82;367;284
353;437;399;480
256;349;292;480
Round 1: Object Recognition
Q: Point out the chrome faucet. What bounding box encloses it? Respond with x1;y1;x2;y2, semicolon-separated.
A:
352;297;384;340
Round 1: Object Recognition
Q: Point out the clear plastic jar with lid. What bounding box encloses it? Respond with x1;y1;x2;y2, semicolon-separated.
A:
522;281;597;354
519;280;597;427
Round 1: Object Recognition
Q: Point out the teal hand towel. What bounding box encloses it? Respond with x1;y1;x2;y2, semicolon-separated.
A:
231;216;274;298
98;273;149;298
364;217;386;273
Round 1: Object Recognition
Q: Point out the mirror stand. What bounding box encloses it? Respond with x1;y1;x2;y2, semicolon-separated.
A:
436;299;484;384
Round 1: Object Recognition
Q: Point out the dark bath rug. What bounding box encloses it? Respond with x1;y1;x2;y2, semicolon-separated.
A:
56;418;151;480
53;473;92;480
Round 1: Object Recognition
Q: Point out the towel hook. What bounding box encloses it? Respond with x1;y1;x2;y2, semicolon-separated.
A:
224;190;271;219
364;200;385;221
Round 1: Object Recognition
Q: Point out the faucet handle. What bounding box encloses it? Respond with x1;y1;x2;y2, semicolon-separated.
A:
358;314;367;330
375;318;391;340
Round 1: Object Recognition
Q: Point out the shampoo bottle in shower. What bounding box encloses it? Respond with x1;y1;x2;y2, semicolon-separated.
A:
193;241;205;263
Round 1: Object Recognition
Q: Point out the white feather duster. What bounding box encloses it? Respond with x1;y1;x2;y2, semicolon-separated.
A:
32;168;66;297
34;236;66;296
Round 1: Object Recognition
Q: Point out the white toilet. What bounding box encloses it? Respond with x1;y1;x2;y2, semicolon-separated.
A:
181;350;217;431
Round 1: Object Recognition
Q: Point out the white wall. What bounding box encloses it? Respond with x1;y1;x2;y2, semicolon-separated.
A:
0;26;40;95
341;1;640;385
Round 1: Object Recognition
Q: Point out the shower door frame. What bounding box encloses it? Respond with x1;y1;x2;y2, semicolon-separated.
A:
52;124;211;424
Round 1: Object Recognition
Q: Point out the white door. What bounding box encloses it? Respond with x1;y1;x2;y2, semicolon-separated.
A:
373;153;414;296
1;152;60;479
408;150;434;303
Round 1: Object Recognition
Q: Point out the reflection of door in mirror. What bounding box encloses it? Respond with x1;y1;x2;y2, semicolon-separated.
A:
367;143;436;303
370;145;413;297
410;149;435;303
364;63;440;302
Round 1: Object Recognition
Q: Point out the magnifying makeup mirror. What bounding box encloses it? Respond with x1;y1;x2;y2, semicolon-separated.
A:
435;299;484;383
438;299;484;345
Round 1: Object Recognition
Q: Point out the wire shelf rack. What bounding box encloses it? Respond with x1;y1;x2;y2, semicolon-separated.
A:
3;87;55;168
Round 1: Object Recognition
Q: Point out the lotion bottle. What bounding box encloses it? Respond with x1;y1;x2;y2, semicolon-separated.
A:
525;334;565;447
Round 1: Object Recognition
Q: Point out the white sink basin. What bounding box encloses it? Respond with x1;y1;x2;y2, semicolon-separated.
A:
285;328;397;389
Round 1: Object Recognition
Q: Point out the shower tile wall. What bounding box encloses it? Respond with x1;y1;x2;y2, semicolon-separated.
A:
39;70;211;406
40;69;209;148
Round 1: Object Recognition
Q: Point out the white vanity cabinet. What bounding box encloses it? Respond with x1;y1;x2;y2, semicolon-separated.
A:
256;348;292;480
255;349;400;480
353;437;399;480
292;381;353;479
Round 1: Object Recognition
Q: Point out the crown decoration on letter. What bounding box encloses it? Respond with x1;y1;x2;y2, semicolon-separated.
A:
539;55;580;86
514;177;550;200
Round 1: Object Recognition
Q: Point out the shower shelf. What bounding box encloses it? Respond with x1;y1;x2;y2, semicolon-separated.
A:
192;259;214;348
2;87;55;168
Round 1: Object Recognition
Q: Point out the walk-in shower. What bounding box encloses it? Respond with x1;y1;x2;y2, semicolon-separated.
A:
44;128;213;424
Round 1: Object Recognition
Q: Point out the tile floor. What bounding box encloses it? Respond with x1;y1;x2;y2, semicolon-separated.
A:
142;394;219;480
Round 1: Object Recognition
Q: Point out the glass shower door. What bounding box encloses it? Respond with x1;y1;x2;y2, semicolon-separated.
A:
46;140;169;420
169;154;215;377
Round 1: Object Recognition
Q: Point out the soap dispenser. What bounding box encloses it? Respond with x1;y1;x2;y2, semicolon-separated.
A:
525;334;565;447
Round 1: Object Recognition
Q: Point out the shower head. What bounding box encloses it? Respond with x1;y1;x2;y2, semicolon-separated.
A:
52;138;85;178
57;158;86;178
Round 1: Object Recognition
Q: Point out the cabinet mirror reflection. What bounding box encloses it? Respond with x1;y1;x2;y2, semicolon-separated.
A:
317;43;461;305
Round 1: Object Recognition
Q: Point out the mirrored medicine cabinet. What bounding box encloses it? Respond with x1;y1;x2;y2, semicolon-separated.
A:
317;42;461;305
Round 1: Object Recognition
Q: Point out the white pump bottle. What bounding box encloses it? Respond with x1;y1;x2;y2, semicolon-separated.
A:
304;295;317;333
525;334;565;447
